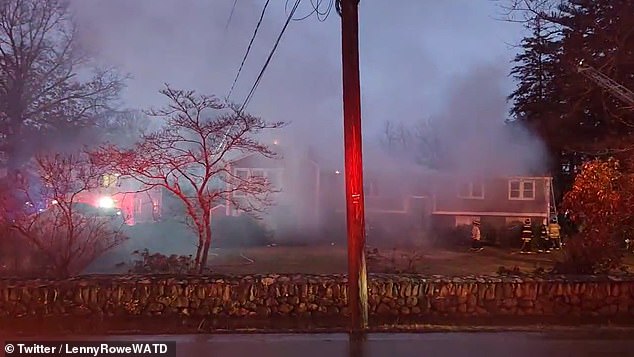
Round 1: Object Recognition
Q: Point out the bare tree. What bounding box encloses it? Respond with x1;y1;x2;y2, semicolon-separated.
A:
0;0;124;170
94;85;284;273
381;119;445;169
3;152;127;278
495;0;564;24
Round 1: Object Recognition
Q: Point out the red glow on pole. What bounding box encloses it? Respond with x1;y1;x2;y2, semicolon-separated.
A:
340;0;368;332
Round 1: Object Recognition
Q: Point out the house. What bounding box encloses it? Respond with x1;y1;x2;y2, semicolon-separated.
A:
226;146;321;240
223;142;554;243
74;173;163;226
0;156;161;225
324;170;554;241
322;168;430;244
429;174;554;228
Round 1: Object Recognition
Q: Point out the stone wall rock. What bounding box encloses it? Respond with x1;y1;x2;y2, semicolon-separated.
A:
1;274;634;321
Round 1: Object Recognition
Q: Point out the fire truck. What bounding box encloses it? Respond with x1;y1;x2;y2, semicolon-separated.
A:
577;60;634;109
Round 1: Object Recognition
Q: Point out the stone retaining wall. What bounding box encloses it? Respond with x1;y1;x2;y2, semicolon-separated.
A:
1;274;634;322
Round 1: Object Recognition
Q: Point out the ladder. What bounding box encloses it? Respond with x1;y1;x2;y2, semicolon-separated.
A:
577;62;634;109
550;178;557;218
546;177;557;220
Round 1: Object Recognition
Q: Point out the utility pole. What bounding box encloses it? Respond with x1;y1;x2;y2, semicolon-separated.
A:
337;0;369;333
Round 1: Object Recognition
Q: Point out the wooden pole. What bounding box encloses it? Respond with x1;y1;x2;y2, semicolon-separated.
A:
339;0;368;332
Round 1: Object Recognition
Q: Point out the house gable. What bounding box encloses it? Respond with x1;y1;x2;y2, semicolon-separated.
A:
231;153;284;169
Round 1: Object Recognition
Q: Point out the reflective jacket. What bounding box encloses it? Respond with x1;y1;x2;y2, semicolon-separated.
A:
548;223;561;239
472;226;481;241
521;224;533;241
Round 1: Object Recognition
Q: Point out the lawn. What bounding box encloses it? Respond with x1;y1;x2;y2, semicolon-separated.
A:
205;245;634;276
85;218;634;276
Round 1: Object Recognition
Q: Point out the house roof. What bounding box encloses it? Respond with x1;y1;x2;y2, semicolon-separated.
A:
231;152;284;169
230;145;319;169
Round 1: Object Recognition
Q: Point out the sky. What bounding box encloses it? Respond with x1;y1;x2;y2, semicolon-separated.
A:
69;0;533;170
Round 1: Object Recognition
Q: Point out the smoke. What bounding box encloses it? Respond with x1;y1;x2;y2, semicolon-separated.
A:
422;62;548;177
65;0;545;253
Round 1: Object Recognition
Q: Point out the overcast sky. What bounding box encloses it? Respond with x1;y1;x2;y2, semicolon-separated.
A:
70;0;530;167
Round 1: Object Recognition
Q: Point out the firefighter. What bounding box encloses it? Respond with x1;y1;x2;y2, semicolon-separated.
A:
539;221;552;253
548;216;562;249
470;219;483;251
520;218;534;254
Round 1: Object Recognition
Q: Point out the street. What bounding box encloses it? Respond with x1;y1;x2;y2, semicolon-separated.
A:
169;332;634;356
7;331;634;357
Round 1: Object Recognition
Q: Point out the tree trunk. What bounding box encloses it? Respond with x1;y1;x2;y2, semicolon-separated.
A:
194;237;203;272
198;220;212;274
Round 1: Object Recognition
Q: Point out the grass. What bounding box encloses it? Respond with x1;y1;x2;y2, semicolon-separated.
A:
92;240;634;276
85;218;634;276
205;245;634;276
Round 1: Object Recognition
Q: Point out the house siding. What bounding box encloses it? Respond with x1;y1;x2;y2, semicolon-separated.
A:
433;177;549;214
228;151;321;240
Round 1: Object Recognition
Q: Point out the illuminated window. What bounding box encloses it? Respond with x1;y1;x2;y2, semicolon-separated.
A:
509;179;535;200
102;174;118;187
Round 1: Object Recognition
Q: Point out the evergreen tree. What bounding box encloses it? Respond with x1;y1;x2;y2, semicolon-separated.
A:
509;0;634;197
554;0;634;148
509;16;561;144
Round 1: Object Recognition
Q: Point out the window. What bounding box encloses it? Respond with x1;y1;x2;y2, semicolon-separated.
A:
234;169;249;197
509;179;535;200
235;169;248;180
101;173;121;188
234;168;284;196
102;174;118;187
457;181;484;199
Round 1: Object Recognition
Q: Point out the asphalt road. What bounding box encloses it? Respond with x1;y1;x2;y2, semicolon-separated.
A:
11;331;632;357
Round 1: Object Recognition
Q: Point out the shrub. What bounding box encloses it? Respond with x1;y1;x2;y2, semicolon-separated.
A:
0;225;48;277
433;224;471;248
212;215;272;248
558;158;632;274
480;223;498;246
498;221;523;248
129;249;194;274
554;237;622;274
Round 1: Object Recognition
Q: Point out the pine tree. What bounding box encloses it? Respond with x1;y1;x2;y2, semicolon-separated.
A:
509;0;634;197
509;16;561;144
554;0;634;147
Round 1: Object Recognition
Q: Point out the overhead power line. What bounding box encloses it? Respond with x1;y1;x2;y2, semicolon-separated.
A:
288;0;334;22
216;0;301;154
227;0;271;100
240;0;302;111
224;0;239;31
